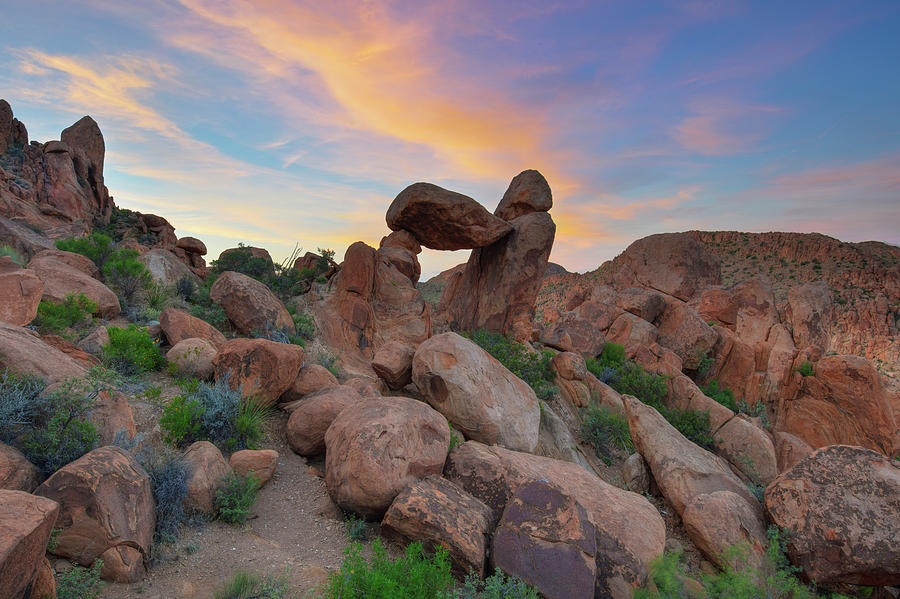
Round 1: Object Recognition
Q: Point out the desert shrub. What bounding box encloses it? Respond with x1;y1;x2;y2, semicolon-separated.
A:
19;378;99;476
316;350;340;378
215;570;293;599
33;293;97;334
0;244;24;266
143;280;173;315
580;402;633;465
324;540;454;599
291;308;316;340
346;513;368;541
176;275;196;302
216;471;260;524
464;329;558;401
195;376;243;446
701;379;737;412
103;248;152;304
665;407;714;450
189;274;228;329
455;568;541;599
160;395;205;446
56;232;113;268
140;448;190;543
0;369;47;444
230;395;270;452
595;342;626;369
56;559;104;599
797;361;815;377
211;243;272;280
103;324;164;375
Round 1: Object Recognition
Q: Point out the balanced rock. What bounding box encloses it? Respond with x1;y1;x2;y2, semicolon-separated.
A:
210;271;294;335
412;332;540;452
324;397;449;518
176;236;207;255
494;169;552;220
765;445;900;586
386;182;512;250
0;490;59;599
286;386;362;456
213;337;304;406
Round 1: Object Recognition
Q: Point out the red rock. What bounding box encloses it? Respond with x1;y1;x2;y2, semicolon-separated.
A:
40;334;100;368
765;445;900;586
606;312;659;351
379;229;421;254
773;431;813;472
0;442;42;492
324;397;449;518
286;386;362;455
382;475;493;576
445;441;665;597
0;490;59;599
372;340;415;390
441;211;554;342
712;416;778;486
494;169;552;221
183;441;231;516
0;321;86;383
386;182;512;250
491;480;597;599
615;288;667;322
682;490;767;572
76;325;109;355
89;389;137;445
138;248;198;287
281;364;339;402
0;265;43;326
655;299;718;370
229;449;278;487
35;446;154;582
210;271;294;335
343;376;383;398
786;281;832;350
160;307;226;349
27;253;120;317
412;332;540;452
60;115;105;177
538;300;617;356
29;556;55;599
29;249;98;278
622;452;650;494
167;338;217;380
176;236;207;255
213;337;304;406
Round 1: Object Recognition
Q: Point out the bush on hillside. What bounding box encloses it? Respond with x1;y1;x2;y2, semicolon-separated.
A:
33;293;97;335
56;232;113;268
216;471;260;524
0;244;25;266
160;394;205;447
103;248;152;304
140;448;190;544
701;379;737;412
456;568;541;599
465;329;558;401
103;324;165;376
0;369;47;444
56;559;104;599
580;402;633;464
596;342;626;369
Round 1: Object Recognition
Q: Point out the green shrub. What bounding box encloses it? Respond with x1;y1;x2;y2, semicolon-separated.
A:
456;568;541;599
215;570;293;599
464;329;558;401
324;540;454;599
103;248;152;304
0;244;24;266
211;243;272;280
0;369;47;444
56;233;113;268
20;378;99;476
580;402;633;465
216;471;260;524
316;350;340;378
596;342;625;369
103;324;164;375
701;379;737;412
189;274;228;329
230;395;270;452
56;559;104;599
797;361;815;377
291;309;316;340
346;513;368;541
176;275;196;302
34;293;97;333
160;395;205;447
665;408;715;450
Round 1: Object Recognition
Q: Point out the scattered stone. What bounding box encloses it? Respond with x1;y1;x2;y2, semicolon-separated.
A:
183;441;231;517
229;449;278;487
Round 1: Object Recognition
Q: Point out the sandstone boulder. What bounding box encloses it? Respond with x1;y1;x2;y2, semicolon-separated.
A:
712;417;778;486
35;446;154;582
281;364;339;402
774;431;813;472
210;271;294;335
27;253;120;317
324;397;449;518
382;475;493;576
412;332;540;452
160;308;226;349
77;325;109;355
167;338;217;380
494;169;552;221
372;340;415;390
138;248;199;287
40;334;100;369
286;386;362;456
682;490;767;572
0;442;42;492
765;445;900;586
606;312;659;351
29;556;55;599
386;182;512;250
183;441;231;516
492;481;597;599
213;338;304;406
0;321;86;383
89;389;137;445
0;264;43;326
655;299;717;370
217;246;275;278
787;281;832;350
615;288;667;323
622;453;650;494
538;300;616;356
176;236;207;255
0;490;59;599
343;376;383;398
229;449;278;488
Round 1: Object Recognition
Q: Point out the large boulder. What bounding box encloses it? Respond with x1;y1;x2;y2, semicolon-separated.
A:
445;441;665;598
217;246;275;278
229;449;278;488
441;211;554;342
213;338;304;406
712;417;778;486
138;248;198;287
655;299;718;370
176;236;207;255
280;364;339;402
615;288;667;323
787;281;832;350
412;332;540;452
183;441;231;516
159;307;226;349
682;490;767;572
210;271;294;335
493;169;552;220
0;262;43;326
608;233;721;301
0;321;87;383
774;431;813;473
35;446;154;582
324;397;450;518
286;386;362;456
538;300;617;357
382;475;494;576
491;480;597;599
0;442;42;491
765;445;900;586
0;490;59;599
372;340;415;390
27;252;120;317
167;338;217;380
386;182;512;250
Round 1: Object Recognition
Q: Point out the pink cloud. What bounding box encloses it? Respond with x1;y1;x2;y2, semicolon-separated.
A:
674;98;783;155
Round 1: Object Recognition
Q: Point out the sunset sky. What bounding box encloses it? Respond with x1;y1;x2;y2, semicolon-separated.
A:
2;1;898;277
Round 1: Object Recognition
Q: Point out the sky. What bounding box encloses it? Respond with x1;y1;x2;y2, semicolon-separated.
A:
1;1;898;278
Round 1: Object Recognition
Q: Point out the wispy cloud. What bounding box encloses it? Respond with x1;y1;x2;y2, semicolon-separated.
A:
674;98;783;156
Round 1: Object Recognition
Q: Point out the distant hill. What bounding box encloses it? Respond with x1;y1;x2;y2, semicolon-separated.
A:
418;262;569;308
